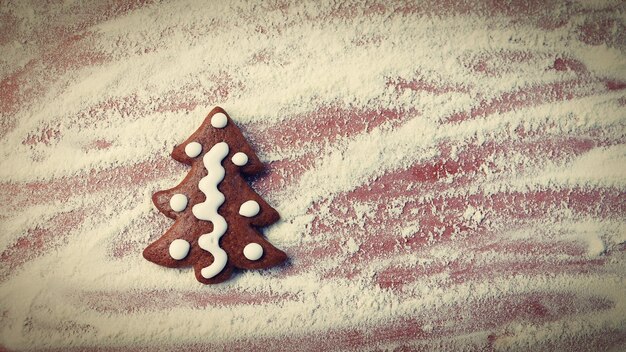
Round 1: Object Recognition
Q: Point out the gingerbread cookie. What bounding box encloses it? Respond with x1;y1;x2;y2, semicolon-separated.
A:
143;107;287;284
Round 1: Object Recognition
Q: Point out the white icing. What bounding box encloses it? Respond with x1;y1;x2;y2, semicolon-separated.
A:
232;152;248;166
211;113;228;128
239;200;260;217
192;142;229;279
243;243;263;261
184;142;202;158
169;193;188;212
168;239;190;260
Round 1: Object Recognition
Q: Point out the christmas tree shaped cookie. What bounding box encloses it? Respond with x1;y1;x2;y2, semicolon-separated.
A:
144;107;287;284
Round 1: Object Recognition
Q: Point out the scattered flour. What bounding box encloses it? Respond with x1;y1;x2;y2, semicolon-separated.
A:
0;0;625;351
345;238;361;255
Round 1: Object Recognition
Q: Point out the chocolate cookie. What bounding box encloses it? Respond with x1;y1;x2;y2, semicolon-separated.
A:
143;107;287;284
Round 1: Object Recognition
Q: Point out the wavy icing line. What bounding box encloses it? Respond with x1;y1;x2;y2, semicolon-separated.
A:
192;141;229;279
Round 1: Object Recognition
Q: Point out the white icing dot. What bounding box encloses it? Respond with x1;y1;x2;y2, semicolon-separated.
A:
185;142;202;158
211;113;228;128
232;152;248;166
169;239;190;260
239;200;260;217
243;243;263;261
169;193;188;212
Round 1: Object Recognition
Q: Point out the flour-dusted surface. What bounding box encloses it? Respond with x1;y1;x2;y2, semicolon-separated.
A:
1;0;625;351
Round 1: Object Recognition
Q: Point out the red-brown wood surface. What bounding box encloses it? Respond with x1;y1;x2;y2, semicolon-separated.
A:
1;1;625;351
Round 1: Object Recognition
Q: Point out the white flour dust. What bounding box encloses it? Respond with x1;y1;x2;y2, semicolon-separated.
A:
0;0;625;351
